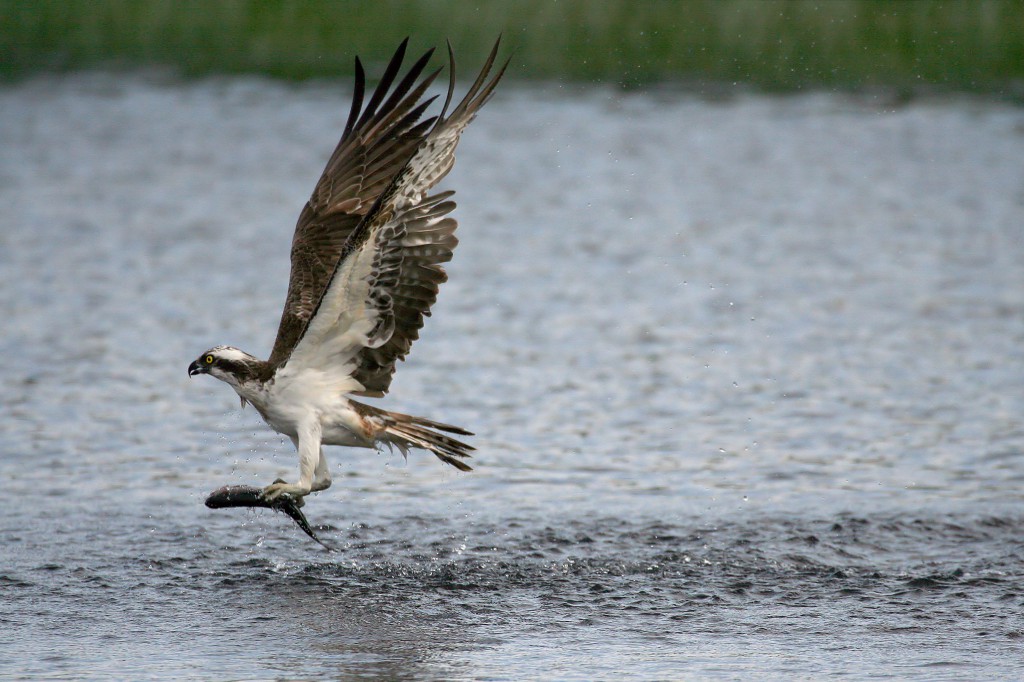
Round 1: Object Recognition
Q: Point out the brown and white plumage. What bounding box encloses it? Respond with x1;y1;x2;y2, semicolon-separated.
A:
188;39;507;501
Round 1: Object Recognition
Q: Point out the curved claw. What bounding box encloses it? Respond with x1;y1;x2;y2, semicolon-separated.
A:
263;479;308;508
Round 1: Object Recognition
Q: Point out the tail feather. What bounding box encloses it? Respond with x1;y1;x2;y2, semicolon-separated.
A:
354;401;475;471
387;421;474;471
397;413;473;436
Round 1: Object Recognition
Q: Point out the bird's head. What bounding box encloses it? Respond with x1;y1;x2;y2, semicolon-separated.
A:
188;346;262;388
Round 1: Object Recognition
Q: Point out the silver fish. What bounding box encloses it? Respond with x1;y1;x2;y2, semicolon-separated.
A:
205;483;332;550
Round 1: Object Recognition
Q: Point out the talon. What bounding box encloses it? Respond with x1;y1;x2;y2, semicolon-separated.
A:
263;481;307;508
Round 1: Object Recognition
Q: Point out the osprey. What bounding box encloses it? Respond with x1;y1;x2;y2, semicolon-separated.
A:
188;39;507;504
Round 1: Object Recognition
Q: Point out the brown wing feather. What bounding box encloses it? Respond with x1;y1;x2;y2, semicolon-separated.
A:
267;39;444;369
271;38;508;397
346;39;509;396
348;192;458;396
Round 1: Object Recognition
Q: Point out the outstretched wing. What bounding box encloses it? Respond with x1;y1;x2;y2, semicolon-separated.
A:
267;39;447;369
278;39;508;397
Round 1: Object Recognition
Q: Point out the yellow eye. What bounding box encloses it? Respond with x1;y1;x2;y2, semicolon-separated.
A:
205;355;214;364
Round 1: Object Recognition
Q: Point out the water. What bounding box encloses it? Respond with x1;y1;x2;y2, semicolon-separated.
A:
2;73;1023;679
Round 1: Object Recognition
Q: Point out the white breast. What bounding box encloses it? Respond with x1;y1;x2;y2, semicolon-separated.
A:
245;366;371;448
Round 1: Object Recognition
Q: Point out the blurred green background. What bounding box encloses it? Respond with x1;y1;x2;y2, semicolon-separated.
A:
2;0;1022;92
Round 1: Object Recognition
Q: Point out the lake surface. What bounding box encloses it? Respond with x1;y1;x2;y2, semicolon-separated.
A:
2;73;1023;680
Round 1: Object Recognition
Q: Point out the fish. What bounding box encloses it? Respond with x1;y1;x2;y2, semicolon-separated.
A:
205;484;332;550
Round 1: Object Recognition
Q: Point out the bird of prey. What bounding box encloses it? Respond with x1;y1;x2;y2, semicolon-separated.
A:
188;39;507;504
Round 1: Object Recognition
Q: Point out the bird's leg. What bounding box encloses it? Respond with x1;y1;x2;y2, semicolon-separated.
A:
311;451;332;492
264;420;320;503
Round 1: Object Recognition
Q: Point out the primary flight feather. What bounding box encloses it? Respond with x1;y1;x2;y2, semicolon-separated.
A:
188;39;507;502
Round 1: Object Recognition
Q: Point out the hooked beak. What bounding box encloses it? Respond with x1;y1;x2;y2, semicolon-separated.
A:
188;360;205;377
